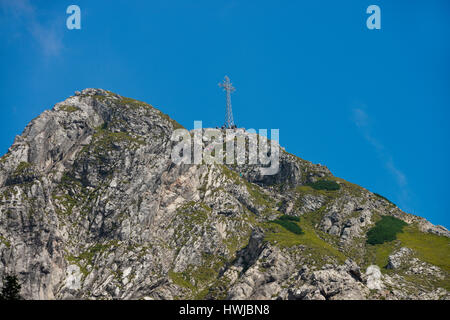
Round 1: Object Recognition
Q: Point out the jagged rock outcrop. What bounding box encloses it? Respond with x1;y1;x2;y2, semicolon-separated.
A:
387;247;413;270
0;88;448;300
286;260;368;300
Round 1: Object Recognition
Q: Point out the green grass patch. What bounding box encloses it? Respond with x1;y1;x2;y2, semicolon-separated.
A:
118;97;151;109
365;240;400;270
93;126;145;148
397;225;450;273
59;105;80;113
366;216;407;245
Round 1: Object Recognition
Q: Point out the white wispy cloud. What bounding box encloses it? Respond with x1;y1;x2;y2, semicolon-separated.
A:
352;107;410;210
0;0;63;56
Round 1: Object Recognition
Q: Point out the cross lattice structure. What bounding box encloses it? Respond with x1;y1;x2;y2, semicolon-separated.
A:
219;75;235;129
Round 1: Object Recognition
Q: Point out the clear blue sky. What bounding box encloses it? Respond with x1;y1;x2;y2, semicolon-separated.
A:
1;0;449;228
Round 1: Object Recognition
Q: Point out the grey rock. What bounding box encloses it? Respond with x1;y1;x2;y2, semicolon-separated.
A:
387;247;413;270
365;265;383;290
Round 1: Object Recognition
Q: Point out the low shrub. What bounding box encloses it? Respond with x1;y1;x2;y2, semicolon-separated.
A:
307;180;340;191
271;215;303;235
367;216;407;245
278;215;300;222
0;273;22;300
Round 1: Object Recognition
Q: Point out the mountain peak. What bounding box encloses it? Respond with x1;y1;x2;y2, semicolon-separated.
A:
0;90;448;300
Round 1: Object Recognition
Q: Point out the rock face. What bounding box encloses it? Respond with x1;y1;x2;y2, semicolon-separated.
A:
0;88;448;300
387;247;413;270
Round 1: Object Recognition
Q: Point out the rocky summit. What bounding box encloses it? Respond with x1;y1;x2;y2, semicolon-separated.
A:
0;88;448;300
